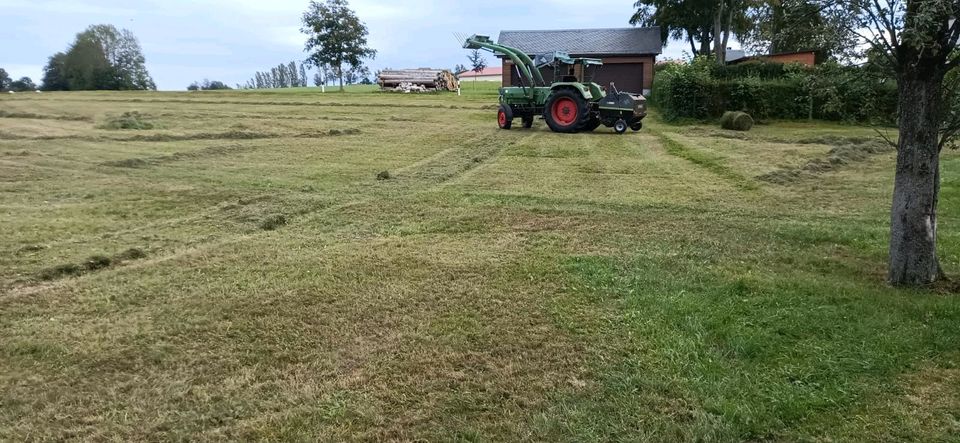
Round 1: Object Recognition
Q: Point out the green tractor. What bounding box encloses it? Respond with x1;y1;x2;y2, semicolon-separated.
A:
463;34;647;134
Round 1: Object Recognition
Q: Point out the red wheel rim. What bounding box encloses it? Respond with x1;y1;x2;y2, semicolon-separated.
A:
552;97;578;126
498;110;507;127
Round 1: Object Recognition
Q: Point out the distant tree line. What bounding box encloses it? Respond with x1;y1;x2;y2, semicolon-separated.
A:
0;68;37;92
241;61;309;89
312;64;372;87
187;79;231;91
41;24;155;91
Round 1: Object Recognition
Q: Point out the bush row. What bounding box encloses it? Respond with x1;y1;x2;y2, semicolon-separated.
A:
652;59;897;123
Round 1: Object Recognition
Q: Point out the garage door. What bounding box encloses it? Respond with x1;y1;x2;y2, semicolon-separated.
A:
590;63;644;94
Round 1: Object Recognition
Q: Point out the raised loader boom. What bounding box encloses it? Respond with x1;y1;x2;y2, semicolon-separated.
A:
463;35;545;91
463;33;647;134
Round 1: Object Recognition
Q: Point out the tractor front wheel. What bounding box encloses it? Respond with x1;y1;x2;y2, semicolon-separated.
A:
544;90;589;133
498;105;513;130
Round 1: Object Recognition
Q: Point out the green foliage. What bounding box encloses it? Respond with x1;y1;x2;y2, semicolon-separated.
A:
42;24;155;91
9;77;36;92
710;60;788;79
40;53;69;91
188;79;231;91
244;61;310;89
653;58;896;123
301;0;376;91
740;0;859;62
0;68;10;91
468;49;487;75
720;111;754;131
630;0;749;56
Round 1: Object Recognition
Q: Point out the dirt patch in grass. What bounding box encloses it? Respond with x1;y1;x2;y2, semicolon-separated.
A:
759;137;895;184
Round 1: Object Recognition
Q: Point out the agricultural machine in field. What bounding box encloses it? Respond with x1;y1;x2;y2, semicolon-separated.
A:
463;35;647;134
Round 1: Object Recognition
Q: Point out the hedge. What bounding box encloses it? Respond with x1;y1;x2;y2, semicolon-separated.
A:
652;59;897;123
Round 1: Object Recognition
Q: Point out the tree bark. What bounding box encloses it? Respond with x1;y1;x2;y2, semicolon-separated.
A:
700;30;712;55
713;0;725;63
889;68;946;286
721;0;732;59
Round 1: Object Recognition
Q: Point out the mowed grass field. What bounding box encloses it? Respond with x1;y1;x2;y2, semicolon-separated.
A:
2;84;960;441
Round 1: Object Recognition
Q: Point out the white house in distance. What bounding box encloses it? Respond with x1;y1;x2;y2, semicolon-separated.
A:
459;67;502;82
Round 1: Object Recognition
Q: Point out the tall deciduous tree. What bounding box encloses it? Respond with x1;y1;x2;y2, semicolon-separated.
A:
468;49;487;88
40;53;69;91
631;0;755;61
743;0;859;61
301;0;376;91
9;77;37;92
0;68;10;91
41;24;155;91
820;0;959;286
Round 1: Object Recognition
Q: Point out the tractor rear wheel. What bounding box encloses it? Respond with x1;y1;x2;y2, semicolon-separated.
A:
497;105;513;130
582;117;601;132
544;89;589;133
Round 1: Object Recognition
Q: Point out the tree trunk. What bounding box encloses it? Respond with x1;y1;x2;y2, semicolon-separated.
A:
700;30;711;55
713;0;724;63
721;0;732;60
889;69;946;286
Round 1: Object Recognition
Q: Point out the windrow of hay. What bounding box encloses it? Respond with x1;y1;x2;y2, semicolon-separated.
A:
98;111;156;130
758;137;895;184
36;247;148;281
1;128;361;142
0;110;92;121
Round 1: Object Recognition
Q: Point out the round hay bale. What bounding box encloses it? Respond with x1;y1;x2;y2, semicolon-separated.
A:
720;111;754;131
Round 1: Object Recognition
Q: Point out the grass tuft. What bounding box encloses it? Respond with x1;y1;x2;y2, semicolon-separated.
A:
38;263;82;281
83;255;113;271
98;111;155;130
259;214;288;231
116;248;147;261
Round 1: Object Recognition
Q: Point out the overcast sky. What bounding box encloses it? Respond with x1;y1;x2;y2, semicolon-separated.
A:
0;0;697;90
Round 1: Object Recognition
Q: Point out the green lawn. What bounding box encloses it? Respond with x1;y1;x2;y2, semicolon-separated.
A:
1;86;958;441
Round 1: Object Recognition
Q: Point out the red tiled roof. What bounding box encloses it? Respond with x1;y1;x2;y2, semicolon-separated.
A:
459;67;503;77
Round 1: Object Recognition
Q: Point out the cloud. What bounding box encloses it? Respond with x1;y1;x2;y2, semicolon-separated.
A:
1;0;716;90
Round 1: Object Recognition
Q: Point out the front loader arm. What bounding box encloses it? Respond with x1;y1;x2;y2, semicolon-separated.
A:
463;35;545;88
